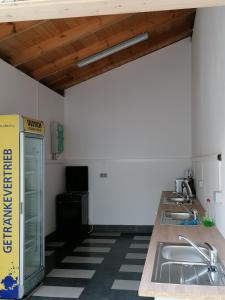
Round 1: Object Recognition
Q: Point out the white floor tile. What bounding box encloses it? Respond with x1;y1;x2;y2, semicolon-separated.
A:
130;243;149;249
83;238;116;244
47;242;65;247
47;269;95;279
133;236;151;241
62;256;104;264
111;280;140;291
125;253;146;260
91;232;120;237
74;246;111;253
45;250;54;256
119;264;144;273
33;285;84;298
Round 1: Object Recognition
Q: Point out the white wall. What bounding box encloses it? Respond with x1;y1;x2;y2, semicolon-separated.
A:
38;85;64;235
0;59;64;236
65;39;192;225
192;7;225;238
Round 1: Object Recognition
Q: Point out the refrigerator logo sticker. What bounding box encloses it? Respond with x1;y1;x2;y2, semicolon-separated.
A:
23;116;44;135
0;115;19;299
3;149;13;254
0;266;19;299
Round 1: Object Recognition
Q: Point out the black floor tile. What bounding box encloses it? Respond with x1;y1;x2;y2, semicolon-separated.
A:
116;272;143;281
44;277;90;287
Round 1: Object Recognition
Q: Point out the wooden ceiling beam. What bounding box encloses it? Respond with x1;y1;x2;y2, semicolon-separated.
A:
31;9;194;80
0;20;46;43
0;0;224;22
9;14;131;67
48;18;194;91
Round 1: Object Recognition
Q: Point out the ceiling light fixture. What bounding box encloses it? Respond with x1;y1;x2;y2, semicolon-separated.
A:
77;32;149;68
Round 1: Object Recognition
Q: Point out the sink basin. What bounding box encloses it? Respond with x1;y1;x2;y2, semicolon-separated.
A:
167;197;185;202
160;210;198;225
162;244;208;262
152;242;225;285
164;211;192;220
162;196;192;205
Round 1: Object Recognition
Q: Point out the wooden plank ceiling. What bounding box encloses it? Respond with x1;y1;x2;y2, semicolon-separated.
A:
0;0;220;22
0;9;196;94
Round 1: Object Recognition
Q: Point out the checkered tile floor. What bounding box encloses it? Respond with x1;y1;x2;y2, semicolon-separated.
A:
29;233;153;300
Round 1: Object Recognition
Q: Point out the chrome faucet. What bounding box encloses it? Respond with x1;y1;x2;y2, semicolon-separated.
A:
182;179;193;200
192;209;198;221
178;235;218;268
205;242;218;268
182;205;198;220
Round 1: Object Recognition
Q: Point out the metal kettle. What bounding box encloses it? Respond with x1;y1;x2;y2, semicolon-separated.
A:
175;178;184;194
184;177;196;197
175;177;196;197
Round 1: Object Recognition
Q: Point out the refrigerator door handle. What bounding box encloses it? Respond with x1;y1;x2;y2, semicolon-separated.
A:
19;131;25;298
20;202;24;215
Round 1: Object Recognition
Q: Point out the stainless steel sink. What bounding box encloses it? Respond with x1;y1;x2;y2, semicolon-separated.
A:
160;211;198;225
162;244;208;262
152;242;225;285
162;196;192;205
168;197;185;202
164;211;192;220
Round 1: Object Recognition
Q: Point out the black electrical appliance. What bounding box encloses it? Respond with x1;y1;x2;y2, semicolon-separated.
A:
56;166;89;240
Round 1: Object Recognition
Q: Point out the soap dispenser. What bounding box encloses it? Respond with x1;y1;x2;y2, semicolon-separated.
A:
203;198;215;227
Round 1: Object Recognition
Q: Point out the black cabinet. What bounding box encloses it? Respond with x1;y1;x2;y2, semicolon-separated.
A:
56;192;88;240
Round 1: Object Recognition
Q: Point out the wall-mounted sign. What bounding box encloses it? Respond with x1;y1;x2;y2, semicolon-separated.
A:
51;121;64;159
23;116;44;136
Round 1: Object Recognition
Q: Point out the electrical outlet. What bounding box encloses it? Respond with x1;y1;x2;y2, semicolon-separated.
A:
100;173;108;178
198;180;204;188
214;191;223;203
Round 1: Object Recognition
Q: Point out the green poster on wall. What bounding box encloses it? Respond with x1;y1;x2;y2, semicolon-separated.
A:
51;122;64;157
57;123;64;153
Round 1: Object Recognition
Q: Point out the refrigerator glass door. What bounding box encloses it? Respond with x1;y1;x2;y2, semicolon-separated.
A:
24;135;43;279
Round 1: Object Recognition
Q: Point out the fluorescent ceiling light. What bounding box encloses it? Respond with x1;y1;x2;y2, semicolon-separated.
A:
77;32;149;68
